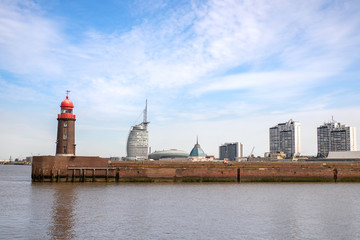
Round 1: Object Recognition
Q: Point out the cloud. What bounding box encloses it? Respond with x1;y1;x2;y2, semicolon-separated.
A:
0;0;65;76
193;71;331;95
2;0;359;93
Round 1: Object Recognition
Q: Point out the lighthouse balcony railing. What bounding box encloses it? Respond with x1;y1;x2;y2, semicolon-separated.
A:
58;114;76;119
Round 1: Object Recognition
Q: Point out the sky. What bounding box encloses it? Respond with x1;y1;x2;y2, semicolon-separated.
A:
1;0;360;160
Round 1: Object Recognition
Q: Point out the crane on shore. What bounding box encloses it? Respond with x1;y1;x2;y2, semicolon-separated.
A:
247;147;255;161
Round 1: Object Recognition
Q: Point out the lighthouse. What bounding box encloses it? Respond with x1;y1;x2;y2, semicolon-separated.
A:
56;90;76;156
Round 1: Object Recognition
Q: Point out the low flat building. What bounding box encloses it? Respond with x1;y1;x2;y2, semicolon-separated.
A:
327;151;360;160
265;151;287;161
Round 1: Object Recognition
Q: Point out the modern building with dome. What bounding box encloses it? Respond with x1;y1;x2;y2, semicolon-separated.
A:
148;149;189;160
189;138;208;161
126;101;149;160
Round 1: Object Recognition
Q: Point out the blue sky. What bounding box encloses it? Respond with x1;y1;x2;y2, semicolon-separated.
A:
1;0;360;159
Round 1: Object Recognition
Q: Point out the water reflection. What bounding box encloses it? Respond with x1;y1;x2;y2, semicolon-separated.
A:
48;184;77;239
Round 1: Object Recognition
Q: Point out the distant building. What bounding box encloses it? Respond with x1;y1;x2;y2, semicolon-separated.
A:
264;151;286;161
148;149;189;160
188;138;207;161
317;119;356;157
126;101;149;160
219;142;243;161
269;119;301;158
25;156;33;163
327;151;360;159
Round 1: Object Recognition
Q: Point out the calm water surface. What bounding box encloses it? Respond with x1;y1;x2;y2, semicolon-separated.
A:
1;165;360;239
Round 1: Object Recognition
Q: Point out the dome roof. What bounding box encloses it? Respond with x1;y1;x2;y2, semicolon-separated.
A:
148;149;188;160
189;143;206;157
60;96;74;109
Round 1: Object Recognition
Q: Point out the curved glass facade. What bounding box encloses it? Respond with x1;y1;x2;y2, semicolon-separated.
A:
126;122;149;160
126;101;149;160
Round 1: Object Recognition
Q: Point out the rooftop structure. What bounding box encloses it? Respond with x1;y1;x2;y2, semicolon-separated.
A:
317;119;357;157
126;100;149;160
269;119;301;158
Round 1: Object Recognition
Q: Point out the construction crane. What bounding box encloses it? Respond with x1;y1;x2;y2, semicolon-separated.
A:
247;147;255;161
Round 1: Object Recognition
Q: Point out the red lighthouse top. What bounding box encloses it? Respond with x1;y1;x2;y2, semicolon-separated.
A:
58;90;76;119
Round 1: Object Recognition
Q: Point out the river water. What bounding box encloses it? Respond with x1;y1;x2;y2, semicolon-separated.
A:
1;165;360;240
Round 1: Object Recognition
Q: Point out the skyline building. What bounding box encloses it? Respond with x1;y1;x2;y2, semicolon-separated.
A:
126;101;149;160
219;142;243;161
269;119;301;158
317;119;357;157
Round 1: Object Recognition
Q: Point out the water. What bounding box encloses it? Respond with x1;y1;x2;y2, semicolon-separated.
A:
1;165;360;240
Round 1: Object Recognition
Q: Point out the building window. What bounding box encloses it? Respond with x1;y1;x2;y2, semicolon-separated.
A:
61;109;72;114
63;146;67;153
63;133;67;140
64;122;68;127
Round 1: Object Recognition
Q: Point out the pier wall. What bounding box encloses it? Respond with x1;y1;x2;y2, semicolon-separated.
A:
32;156;109;182
32;157;360;182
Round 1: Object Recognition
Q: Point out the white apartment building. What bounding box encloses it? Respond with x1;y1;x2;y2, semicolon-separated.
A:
317;120;356;157
269;119;301;158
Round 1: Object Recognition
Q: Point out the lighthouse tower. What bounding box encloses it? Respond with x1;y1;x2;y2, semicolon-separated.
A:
56;91;76;156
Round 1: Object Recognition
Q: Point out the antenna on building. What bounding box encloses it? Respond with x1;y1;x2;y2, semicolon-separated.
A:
143;99;148;124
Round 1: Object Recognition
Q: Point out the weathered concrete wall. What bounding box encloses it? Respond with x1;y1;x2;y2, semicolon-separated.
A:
32;157;360;182
32;156;109;182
